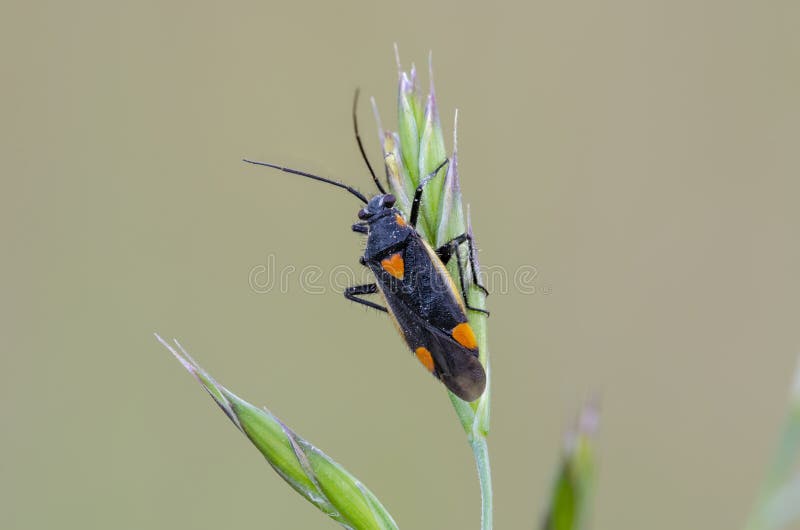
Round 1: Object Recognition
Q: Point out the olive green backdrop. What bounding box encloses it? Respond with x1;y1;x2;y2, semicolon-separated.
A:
3;1;799;529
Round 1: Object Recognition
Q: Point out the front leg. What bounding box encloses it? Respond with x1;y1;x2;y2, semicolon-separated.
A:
409;158;449;228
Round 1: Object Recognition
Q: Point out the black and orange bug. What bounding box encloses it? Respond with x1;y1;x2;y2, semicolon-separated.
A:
244;91;489;401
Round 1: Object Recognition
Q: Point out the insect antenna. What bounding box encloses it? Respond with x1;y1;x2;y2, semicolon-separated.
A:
243;159;369;204
352;88;387;194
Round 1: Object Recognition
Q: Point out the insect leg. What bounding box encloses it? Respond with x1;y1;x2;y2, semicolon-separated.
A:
436;234;490;315
344;283;388;312
352;223;368;234
409;158;449;228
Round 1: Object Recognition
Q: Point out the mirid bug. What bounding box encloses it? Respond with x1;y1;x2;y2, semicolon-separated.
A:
244;92;489;402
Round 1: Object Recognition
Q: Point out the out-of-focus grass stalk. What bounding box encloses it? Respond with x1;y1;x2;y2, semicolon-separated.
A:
745;355;800;530
541;400;599;530
374;47;493;529
156;334;398;530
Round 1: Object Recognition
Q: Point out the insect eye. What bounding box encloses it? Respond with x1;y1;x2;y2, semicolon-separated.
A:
383;194;396;208
357;208;370;220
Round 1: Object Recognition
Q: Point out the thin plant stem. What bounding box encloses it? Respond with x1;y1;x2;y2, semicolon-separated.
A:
471;435;493;530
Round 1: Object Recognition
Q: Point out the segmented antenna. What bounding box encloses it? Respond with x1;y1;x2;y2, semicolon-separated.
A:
243;159;369;204
352;88;387;194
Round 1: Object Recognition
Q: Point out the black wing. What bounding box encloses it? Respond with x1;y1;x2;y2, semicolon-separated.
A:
371;233;467;331
369;234;485;401
386;299;485;401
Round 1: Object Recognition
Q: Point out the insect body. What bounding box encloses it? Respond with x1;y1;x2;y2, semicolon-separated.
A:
244;93;488;401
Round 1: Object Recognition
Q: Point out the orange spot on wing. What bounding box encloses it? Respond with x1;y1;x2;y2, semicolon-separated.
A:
415;347;435;372
395;214;407;227
381;252;405;279
452;322;478;350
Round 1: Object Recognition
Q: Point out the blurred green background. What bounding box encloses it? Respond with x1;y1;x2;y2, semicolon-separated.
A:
3;1;799;529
